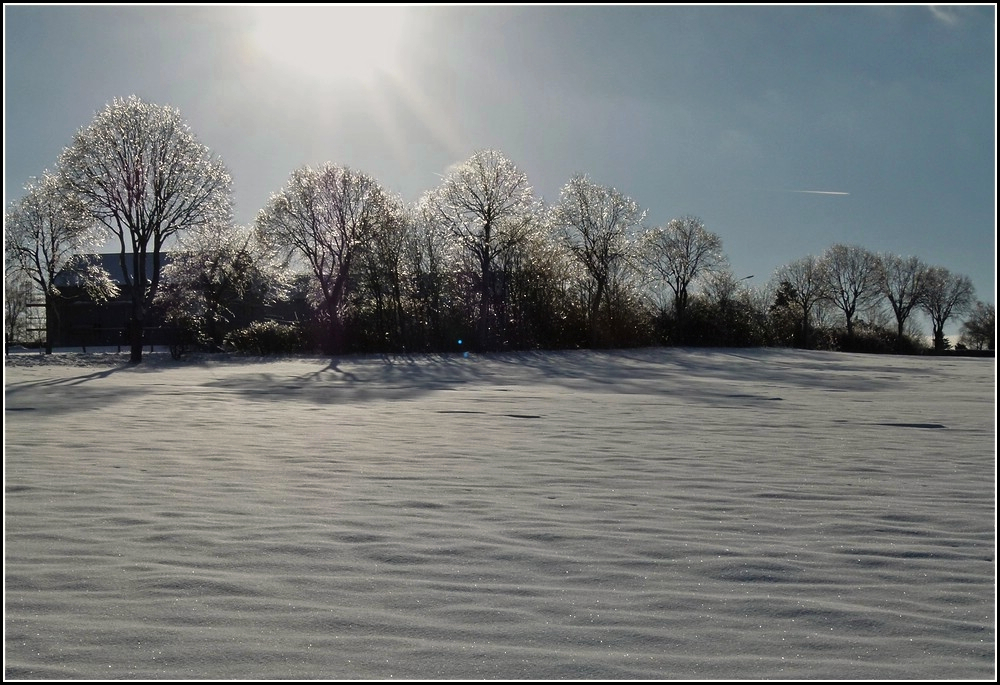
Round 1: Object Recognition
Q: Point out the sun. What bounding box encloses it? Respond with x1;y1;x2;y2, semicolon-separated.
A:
250;6;407;85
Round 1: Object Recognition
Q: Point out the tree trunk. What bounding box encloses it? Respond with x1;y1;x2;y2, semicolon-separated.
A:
479;258;492;352
589;281;605;347
129;313;144;363
129;249;146;363
933;325;945;352
44;292;55;355
894;317;906;352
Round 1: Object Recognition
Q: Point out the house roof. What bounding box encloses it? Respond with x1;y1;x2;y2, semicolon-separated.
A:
55;253;174;288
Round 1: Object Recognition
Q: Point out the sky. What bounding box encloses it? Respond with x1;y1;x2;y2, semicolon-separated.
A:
3;4;996;324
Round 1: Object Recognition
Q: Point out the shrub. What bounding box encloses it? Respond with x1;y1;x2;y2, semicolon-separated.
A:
223;321;308;355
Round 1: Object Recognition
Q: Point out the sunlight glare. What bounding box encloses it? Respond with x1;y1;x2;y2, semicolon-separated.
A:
251;6;407;84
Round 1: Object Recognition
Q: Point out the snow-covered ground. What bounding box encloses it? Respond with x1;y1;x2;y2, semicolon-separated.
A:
4;347;995;679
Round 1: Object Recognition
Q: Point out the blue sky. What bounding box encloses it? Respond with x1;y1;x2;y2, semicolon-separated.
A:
4;5;996;326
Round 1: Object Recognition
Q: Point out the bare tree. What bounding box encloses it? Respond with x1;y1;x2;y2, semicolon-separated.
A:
349;194;410;351
959;301;995;351
920;266;975;352
155;223;289;353
821;244;881;337
771;255;829;348
4;172;107;353
406;196;463;350
877;253;928;351
423;149;538;351
57;96;233;362
550;174;645;346
255;163;394;353
699;270;765;346
640;215;726;340
4;260;35;351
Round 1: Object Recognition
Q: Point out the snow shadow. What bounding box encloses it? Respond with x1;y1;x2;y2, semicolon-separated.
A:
193;347;911;408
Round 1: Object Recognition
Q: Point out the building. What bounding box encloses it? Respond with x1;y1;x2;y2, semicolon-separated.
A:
48;253;308;351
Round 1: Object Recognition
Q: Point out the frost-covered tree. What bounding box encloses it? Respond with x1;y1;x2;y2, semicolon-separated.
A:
4;172;108;353
256;163;395;353
155;223;289;352
959;301;995;351
698;270;766;346
639;216;726;340
550;174;645;346
58;96;233;362
405;196;463;350
920;266;975;352
820;243;881;337
771;255;829;348
423;149;538;351
876;253;929;352
4;260;35;350
349;193;411;351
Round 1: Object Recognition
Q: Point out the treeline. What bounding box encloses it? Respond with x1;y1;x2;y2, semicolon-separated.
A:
5;96;995;361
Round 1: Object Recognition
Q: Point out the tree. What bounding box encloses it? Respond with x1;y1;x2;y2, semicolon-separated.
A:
4;172;106;353
57;95;233;362
876;253;928;352
348;194;411;352
255;163;395;354
770;255;829;348
920;266;975;352
550;174;645;346
4;260;35;351
423;149;538;351
821;244;881;337
640;216;726;342
405;196;464;350
959;301;995;351
155;223;289;353
699;270;765;346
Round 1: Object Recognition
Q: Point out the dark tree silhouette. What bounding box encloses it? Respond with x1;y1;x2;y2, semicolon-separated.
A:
771;255;829;348
959;301;995;351
921;266;974;352
876;254;928;352
640;216;726;342
821;244;881;337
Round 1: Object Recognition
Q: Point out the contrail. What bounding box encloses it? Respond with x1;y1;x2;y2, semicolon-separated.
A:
788;189;849;195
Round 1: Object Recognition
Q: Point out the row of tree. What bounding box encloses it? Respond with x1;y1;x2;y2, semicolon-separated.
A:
5;96;994;362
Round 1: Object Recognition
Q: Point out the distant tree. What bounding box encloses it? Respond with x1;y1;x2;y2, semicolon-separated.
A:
876;254;928;352
639;216;726;342
959;301;995;351
155;223;289;353
255;163;395;354
700;270;764;346
770;255;829;348
4;262;35;350
550;174;645;346
495;214;587;350
423;149;538;351
348;194;410;352
920;266;975;352
821;244;881;337
405;197;464;350
58;96;233;363
4;172;108;353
